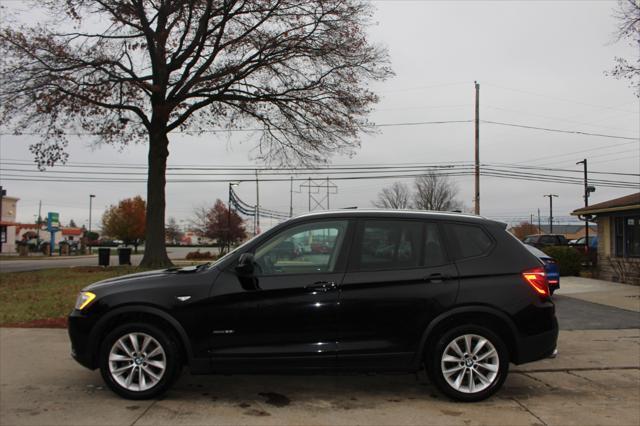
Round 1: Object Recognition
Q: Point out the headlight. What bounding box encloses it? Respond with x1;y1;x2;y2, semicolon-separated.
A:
75;291;96;311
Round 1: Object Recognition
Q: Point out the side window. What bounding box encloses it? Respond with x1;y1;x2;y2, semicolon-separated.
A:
540;235;554;245
356;220;422;271
254;220;348;276
424;223;447;267
448;223;493;258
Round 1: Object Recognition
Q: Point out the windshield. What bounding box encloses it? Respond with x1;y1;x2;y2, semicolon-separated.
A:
205;236;258;269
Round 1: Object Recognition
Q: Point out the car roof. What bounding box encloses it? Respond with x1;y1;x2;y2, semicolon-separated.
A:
291;209;505;226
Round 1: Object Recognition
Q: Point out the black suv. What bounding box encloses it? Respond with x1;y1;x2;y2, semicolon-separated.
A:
69;211;558;402
522;234;568;249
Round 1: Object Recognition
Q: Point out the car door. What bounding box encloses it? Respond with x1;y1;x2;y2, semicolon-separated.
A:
205;219;352;371
337;219;459;370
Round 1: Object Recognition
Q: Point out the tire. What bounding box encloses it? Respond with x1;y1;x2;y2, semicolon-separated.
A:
428;324;509;402
99;322;182;400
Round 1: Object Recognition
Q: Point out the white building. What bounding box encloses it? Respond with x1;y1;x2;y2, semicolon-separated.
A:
1;196;19;253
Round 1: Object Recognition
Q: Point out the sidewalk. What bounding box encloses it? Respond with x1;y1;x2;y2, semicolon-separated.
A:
557;276;640;312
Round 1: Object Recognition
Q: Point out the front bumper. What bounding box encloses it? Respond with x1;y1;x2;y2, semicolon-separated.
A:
68;310;98;370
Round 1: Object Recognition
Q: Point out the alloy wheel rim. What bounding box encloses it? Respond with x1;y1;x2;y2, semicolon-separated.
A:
108;332;166;392
440;333;499;394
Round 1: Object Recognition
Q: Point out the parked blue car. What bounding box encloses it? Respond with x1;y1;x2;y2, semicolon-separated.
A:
525;244;560;294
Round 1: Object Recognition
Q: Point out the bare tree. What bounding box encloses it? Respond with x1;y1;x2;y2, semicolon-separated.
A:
372;182;412;209
189;205;210;238
608;0;640;96
0;0;392;267
165;217;184;244
413;173;462;212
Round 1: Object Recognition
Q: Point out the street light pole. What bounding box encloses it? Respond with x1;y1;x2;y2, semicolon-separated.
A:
543;194;558;233
577;159;595;263
228;182;238;254
88;194;95;253
89;194;96;233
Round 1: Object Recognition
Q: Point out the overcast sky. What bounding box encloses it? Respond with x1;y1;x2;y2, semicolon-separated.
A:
1;0;638;231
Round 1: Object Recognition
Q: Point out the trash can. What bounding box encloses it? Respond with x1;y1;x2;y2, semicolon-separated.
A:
118;247;132;265
98;248;110;267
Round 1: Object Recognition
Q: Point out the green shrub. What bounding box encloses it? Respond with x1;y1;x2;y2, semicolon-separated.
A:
543;246;584;276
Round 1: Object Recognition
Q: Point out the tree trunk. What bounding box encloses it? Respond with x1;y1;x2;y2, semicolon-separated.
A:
140;129;173;268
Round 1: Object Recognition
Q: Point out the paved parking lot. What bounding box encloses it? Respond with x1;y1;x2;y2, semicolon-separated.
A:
1;327;638;426
1;277;638;426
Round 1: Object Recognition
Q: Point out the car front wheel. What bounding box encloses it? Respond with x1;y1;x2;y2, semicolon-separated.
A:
429;325;509;402
99;322;181;399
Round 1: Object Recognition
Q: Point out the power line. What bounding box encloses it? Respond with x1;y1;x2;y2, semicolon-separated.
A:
2;169;637;188
1;118;637;141
481;120;639;141
484;83;639;114
512;141;639;166
0;119;473;136
483;104;633;133
2;159;636;177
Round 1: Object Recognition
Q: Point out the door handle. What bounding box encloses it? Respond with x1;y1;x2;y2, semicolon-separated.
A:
423;273;452;284
305;281;337;292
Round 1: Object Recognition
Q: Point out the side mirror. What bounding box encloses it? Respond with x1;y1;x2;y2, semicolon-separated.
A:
235;253;255;277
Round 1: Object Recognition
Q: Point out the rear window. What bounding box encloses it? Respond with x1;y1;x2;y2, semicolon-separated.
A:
540;235;555;245
356;220;422;270
448;223;493;258
424;222;447;267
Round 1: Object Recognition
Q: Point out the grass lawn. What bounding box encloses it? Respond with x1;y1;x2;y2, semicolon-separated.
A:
0;267;145;326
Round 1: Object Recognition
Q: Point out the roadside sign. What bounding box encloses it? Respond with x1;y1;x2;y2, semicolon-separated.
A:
47;212;60;232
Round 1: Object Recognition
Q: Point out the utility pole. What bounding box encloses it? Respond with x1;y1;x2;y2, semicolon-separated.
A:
530;213;534;225
308;177;312;212
36;200;42;244
300;178;338;211
0;186;5;253
326;177;330;210
537;208;541;232
543;194;558;233
289;176;294;218
474;81;480;215
255;170;260;234
577;159;595;263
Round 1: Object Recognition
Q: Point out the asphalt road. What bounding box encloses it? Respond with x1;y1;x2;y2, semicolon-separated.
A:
0;247;215;273
554;294;640;330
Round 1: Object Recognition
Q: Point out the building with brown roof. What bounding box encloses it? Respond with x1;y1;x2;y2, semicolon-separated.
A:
572;192;640;284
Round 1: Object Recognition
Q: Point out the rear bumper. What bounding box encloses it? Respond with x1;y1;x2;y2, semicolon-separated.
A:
512;315;559;364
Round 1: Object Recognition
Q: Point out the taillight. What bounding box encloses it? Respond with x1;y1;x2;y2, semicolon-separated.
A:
522;267;550;298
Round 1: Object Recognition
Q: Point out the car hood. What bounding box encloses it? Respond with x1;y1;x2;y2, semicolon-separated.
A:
84;265;211;291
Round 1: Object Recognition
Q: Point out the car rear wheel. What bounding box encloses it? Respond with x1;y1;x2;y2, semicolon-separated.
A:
99;322;181;399
429;325;509;402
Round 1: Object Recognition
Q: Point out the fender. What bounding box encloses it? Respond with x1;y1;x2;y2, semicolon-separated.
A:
412;304;519;368
88;304;194;368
